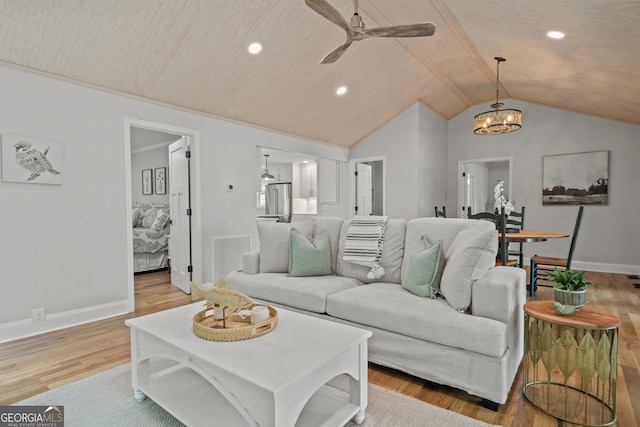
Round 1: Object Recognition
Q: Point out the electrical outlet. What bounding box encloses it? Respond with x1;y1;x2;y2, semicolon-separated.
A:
33;308;45;325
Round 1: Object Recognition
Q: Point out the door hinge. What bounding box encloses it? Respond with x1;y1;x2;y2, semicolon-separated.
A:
186;208;192;216
462;172;466;177
355;171;358;176
187;265;193;273
355;206;358;212
185;150;191;158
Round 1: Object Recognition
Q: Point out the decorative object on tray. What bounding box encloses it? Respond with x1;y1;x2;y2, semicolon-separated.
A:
191;279;278;341
193;303;278;341
547;268;595;315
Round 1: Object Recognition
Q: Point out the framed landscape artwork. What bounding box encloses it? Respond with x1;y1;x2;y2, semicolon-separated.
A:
542;151;608;205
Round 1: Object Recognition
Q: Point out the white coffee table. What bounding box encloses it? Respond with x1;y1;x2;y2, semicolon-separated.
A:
125;303;372;427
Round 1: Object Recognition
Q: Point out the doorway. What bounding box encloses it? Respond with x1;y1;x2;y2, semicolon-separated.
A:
457;156;512;218
349;157;385;216
124;118;202;311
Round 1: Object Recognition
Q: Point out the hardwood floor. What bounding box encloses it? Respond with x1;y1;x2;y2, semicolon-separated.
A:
1;269;637;426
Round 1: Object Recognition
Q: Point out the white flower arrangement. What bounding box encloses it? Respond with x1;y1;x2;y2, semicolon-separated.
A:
494;180;514;215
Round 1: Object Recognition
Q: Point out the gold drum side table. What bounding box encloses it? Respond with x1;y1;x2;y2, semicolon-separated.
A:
523;301;620;427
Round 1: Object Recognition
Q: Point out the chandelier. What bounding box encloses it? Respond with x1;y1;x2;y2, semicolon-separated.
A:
474;57;522;135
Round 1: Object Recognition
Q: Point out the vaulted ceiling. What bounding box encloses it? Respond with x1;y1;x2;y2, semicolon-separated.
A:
1;1;638;148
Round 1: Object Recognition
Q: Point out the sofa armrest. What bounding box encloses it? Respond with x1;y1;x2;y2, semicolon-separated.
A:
471;267;526;324
242;252;260;275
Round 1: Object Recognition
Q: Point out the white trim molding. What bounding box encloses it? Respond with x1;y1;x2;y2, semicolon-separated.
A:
0;300;129;344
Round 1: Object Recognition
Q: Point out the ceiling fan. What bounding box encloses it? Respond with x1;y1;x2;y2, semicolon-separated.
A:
305;0;436;64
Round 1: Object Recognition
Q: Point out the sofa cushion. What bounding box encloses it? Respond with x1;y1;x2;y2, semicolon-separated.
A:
401;238;444;298
326;282;507;358
288;229;332;277
337;218;406;284
257;220;314;273
440;225;498;312
312;216;345;274
226;271;362;313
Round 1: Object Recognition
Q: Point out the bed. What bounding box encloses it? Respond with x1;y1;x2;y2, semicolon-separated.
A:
132;202;170;273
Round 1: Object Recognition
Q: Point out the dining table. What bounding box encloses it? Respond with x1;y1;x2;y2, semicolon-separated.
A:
500;229;569;243
498;230;569;295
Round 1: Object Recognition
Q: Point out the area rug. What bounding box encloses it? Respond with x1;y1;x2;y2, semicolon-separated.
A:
18;363;500;427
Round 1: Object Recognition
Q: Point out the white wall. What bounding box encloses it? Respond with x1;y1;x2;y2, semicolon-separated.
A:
350;103;448;219
0;65;349;341
447;100;640;273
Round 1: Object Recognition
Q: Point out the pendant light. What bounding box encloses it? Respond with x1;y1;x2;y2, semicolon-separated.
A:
261;154;275;180
474;57;522;135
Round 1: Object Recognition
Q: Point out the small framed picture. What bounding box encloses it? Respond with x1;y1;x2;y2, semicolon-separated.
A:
142;169;153;195
155;167;167;195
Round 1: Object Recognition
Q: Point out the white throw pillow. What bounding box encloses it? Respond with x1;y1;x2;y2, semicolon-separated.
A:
258;220;313;273
440;225;498;312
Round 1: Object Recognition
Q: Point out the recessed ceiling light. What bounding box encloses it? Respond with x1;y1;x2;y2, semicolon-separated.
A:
547;31;565;39
336;86;347;95
248;43;262;54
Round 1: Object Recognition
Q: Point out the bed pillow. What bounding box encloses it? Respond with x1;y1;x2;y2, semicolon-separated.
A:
141;208;158;228
440;225;498;312
401;238;444;298
288;229;332;277
149;208;170;231
132;207;140;228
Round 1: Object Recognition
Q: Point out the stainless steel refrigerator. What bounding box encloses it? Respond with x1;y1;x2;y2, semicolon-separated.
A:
265;182;292;223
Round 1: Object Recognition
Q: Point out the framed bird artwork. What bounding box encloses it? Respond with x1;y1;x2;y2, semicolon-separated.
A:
1;133;64;184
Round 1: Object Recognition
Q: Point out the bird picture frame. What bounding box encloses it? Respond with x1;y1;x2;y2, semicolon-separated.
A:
1;133;64;185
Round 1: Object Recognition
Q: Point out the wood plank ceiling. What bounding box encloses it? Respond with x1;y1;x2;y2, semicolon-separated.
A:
0;0;638;148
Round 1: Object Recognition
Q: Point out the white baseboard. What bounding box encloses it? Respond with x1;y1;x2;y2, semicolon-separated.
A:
524;257;640;275
0;300;130;344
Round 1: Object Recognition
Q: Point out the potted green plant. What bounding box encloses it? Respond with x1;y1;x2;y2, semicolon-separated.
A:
547;268;595;307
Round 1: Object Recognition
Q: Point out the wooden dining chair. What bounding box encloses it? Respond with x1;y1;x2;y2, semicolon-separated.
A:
434;206;446;218
468;209;514;267
529;206;585;296
505;207;525;267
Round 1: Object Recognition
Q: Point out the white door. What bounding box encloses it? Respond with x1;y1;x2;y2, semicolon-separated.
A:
465;172;477;218
356;163;372;216
169;137;191;294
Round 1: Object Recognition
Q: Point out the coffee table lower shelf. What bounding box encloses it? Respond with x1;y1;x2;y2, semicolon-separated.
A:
136;365;361;427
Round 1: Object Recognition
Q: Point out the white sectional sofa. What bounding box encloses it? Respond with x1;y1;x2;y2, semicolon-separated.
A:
226;216;526;409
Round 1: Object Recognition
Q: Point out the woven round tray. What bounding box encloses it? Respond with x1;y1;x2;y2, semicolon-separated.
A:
192;304;278;342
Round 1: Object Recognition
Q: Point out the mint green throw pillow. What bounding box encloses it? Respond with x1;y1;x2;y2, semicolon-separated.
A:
401;239;445;298
289;229;333;277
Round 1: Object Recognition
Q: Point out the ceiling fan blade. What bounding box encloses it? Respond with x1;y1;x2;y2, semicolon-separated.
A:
363;23;436;38
320;40;353;64
305;0;351;33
